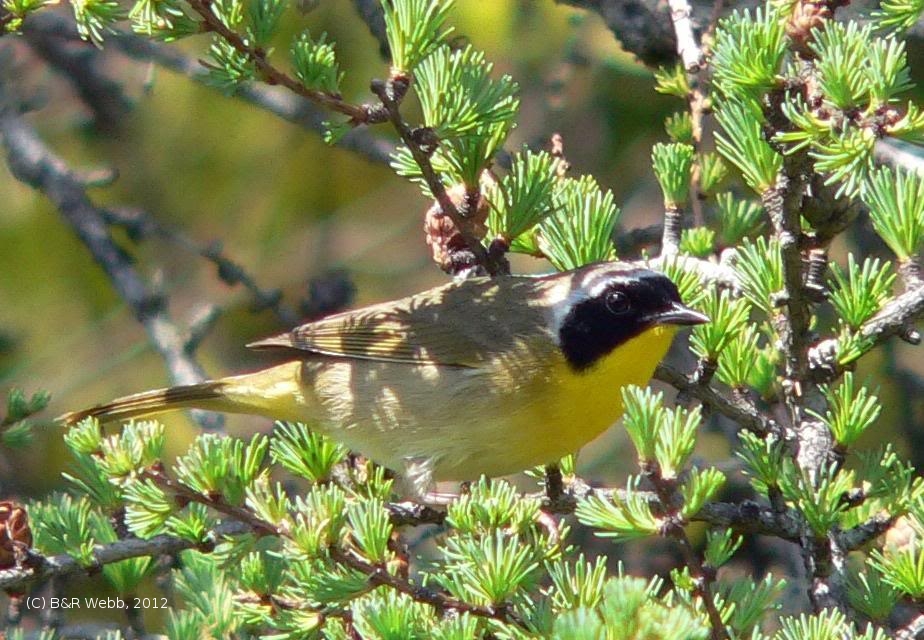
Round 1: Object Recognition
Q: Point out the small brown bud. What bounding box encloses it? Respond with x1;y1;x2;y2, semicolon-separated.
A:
786;1;833;56
411;127;440;155
390;75;411;103
550;133;571;178
884;514;917;552
0;501;32;569
423;179;492;273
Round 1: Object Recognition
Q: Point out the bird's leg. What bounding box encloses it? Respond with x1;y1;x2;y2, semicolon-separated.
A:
399;456;458;505
538;463;564;543
543;464;565;502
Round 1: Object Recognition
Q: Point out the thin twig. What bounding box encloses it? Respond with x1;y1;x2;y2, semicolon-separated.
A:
655;363;775;435
186;0;373;123
677;531;729;640
668;0;713;232
643;463;728;640
21;12;396;165
330;546;528;627
807;281;924;381
102;206;301;326
370;79;506;276
0;521;249;592
686;86;711;227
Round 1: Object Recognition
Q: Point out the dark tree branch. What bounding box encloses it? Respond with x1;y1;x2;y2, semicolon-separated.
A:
535;476;802;541
0;521;249;592
764;98;854;613
808;282;924;381
555;0;678;68
386;501;447;527
352;0;390;60
858;281;924;341
839;513;895;552
763;162;812;411
696;500;802;541
655;363;776;435
0;82;222;430
22;23;132;131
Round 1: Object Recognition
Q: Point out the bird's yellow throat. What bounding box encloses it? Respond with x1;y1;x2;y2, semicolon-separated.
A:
512;324;678;470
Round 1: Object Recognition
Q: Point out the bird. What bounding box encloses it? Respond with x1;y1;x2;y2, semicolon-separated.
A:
59;261;708;491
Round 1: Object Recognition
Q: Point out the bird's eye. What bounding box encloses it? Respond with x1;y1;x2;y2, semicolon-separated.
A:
604;290;631;315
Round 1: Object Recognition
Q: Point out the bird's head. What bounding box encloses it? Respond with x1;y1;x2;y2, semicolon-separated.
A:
548;263;709;371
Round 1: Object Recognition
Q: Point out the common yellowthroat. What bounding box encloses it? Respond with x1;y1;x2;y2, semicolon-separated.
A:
60;262;707;485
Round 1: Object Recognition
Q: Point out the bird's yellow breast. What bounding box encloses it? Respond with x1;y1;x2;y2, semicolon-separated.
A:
511;324;678;468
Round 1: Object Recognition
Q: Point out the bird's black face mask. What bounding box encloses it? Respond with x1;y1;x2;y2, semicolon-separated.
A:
558;269;708;372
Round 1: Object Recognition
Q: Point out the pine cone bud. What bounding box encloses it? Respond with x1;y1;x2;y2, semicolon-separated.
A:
786;1;833;56
884;514;917;552
0;501;32;569
786;1;834;57
423;183;490;273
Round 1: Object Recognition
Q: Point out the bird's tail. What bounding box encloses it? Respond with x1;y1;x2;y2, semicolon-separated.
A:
58;361;307;426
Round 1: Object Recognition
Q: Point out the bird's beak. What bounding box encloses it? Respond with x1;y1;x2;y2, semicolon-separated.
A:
653;302;710;326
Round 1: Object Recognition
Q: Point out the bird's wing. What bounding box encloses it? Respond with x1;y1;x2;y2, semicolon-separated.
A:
247;276;554;367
